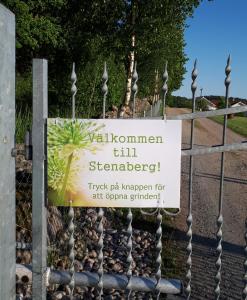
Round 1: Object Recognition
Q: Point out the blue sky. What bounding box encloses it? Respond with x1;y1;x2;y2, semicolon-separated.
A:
173;0;247;99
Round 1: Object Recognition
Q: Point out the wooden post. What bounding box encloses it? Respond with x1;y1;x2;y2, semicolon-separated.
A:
0;4;15;300
32;59;48;299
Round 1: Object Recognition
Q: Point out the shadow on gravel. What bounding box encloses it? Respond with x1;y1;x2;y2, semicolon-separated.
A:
193;171;247;185
182;170;247;185
169;226;245;299
171;226;244;256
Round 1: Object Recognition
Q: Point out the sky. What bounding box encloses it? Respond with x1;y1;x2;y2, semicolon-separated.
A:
173;0;247;99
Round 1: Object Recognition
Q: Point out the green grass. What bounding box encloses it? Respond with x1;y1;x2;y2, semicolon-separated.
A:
210;115;247;137
16;108;32;143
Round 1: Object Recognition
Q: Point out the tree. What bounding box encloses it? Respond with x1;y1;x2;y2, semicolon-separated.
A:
196;98;208;111
120;0;203;105
2;0;204;116
2;0;67;70
218;96;226;109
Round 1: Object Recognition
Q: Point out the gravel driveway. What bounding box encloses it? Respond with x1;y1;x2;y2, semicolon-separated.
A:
167;107;247;299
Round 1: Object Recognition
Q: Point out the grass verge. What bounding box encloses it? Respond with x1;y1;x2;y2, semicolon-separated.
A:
210;115;247;137
16;108;32;143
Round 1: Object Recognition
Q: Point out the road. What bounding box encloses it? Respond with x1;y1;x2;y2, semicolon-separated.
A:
167;107;247;299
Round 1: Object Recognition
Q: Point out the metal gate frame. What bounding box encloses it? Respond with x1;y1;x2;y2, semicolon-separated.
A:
29;56;247;300
0;4;15;300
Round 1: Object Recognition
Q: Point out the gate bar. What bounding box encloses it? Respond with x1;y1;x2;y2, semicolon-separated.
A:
50;271;182;294
16;264;182;294
149;105;247;121
167;105;247;120
182;142;247;156
32;59;48;300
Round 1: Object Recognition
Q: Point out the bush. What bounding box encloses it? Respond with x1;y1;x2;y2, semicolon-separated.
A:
167;95;192;109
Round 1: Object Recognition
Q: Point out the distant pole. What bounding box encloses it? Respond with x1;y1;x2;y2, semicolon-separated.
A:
200;88;203;98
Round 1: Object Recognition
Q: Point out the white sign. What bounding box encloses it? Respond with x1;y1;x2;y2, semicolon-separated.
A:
47;119;182;208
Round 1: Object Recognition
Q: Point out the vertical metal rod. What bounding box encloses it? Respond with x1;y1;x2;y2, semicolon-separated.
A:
97;63;108;299
68;206;75;298
243;218;247;300
153;62;169;298
71;62;77;119
215;55;231;300
132;62;138;118
125;62;138;298
32;59;48;300
185;60;198;300
153;69;156;105
154;68;158;104
155;209;163;299
102;62;108;119
97;208;104;299
126;208;133;299
162;62;168;119
0;4;15;300
156;69;160;103
68;63;77;298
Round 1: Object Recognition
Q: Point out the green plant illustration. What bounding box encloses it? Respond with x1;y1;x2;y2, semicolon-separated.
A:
48;119;104;205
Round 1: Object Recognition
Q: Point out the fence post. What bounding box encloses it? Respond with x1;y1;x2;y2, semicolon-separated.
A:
32;59;48;299
0;4;15;300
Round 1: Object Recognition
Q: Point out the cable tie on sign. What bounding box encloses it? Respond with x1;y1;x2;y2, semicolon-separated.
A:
43;267;51;287
162;207;181;216
54;118;60;124
140;208;159;216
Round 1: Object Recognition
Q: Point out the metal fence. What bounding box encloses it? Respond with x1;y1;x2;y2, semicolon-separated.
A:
14;59;247;300
1;3;247;300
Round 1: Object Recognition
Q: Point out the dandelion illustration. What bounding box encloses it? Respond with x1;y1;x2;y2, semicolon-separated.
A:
48;119;104;205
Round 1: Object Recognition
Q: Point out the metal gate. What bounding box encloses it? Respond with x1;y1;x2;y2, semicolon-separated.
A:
0;3;247;300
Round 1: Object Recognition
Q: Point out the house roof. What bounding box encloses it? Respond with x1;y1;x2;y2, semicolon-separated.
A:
231;101;246;107
200;97;217;107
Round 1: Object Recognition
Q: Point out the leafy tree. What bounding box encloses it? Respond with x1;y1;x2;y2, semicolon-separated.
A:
2;0;67;69
2;0;206;116
196;98;208;111
218;96;226;109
